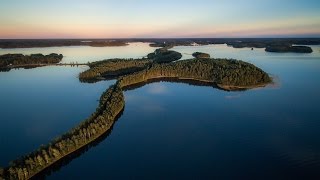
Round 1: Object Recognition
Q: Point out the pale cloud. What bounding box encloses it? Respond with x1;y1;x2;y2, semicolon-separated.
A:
147;83;169;95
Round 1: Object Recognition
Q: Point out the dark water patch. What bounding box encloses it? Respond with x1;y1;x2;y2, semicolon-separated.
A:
30;109;124;180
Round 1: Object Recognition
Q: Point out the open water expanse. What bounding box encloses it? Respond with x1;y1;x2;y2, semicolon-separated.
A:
1;43;320;179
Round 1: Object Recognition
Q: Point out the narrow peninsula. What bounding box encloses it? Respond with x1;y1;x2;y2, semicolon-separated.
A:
0;49;272;180
2;82;125;180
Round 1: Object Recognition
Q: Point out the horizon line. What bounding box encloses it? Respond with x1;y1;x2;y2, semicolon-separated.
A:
1;37;320;40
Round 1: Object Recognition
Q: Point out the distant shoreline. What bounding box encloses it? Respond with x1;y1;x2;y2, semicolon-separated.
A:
1;38;318;54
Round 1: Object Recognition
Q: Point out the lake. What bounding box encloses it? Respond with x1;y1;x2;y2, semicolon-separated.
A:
0;42;156;63
1;44;320;179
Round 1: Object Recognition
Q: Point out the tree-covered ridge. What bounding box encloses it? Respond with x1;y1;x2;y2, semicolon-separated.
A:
0;53;63;68
79;48;183;81
0;52;272;179
1;82;124;180
79;51;271;90
147;48;182;63
79;58;152;82
192;52;210;59
265;45;313;53
118;59;271;90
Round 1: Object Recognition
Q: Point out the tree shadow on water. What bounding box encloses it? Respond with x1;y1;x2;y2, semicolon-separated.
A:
31;108;124;180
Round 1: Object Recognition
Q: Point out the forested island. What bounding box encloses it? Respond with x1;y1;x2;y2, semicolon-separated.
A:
192;52;210;59
147;38;316;53
147;48;182;63
265;45;313;53
80;49;271;90
226;39;314;53
0;49;272;179
0;53;63;70
147;38;316;54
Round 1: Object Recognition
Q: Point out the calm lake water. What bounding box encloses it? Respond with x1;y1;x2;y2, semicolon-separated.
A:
1;44;320;179
0;42;156;63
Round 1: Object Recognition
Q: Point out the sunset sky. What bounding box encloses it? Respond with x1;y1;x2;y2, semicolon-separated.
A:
0;0;320;39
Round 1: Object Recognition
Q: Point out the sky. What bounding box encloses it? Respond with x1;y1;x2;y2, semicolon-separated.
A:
0;0;320;39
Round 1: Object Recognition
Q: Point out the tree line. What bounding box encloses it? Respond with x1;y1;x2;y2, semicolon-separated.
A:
265;45;313;53
79;48;183;82
147;48;182;63
192;52;210;59
80;50;271;90
0;53;63;68
118;58;271;90
1;82;124;180
79;58;151;82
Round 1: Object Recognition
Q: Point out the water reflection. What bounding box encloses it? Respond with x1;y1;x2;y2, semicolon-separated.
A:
146;83;169;95
0;42;156;63
1;44;320;179
122;77;247;92
0;66;115;166
225;94;241;99
31;109;124;180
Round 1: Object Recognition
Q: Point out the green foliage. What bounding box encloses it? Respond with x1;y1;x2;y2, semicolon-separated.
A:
147;48;182;63
4;82;125;180
192;52;210;59
119;58;271;89
0;53;63;68
265;45;313;53
79;58;151;82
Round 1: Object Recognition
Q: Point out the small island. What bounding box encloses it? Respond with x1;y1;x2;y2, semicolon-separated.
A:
147;48;182;63
192;52;210;59
265;45;313;53
0;53;63;70
226;39;314;53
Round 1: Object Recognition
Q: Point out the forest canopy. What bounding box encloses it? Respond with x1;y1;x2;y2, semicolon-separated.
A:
192;52;210;59
0;53;63;68
147;48;182;63
265;45;313;53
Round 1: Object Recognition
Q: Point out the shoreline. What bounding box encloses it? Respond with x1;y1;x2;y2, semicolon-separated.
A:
1;53;272;179
0;63;88;70
27;105;124;180
2;83;125;180
120;76;268;91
